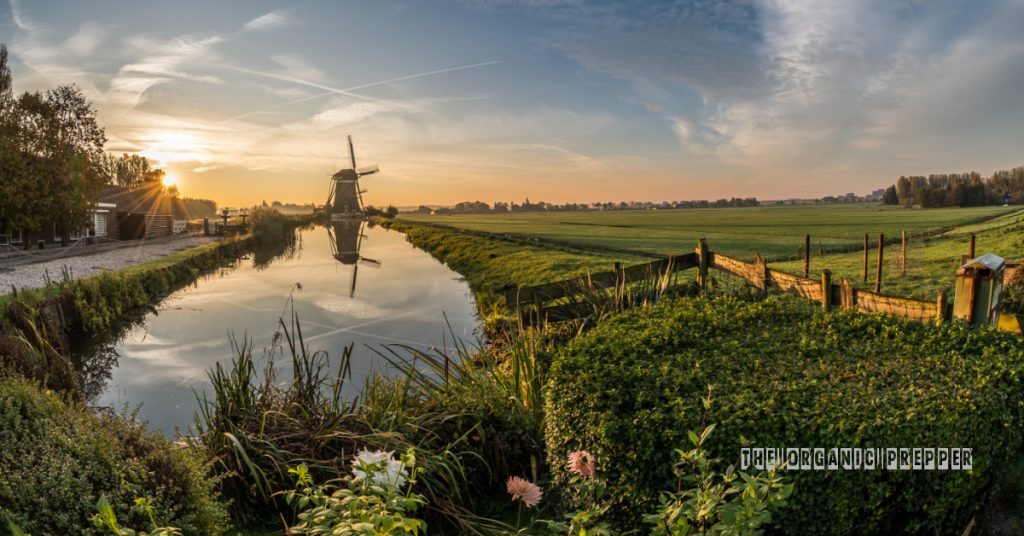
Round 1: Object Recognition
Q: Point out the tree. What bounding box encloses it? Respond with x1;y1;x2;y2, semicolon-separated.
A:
883;185;899;205
45;85;108;243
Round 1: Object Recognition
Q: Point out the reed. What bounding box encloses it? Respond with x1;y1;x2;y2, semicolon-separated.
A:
191;304;514;533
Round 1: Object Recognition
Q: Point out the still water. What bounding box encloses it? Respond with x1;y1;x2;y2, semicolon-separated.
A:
80;223;478;434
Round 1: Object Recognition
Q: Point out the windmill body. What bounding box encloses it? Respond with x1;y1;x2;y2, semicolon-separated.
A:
326;135;379;221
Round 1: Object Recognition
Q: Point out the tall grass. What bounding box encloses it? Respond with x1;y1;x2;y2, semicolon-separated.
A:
539;259;699;331
191;304;528;533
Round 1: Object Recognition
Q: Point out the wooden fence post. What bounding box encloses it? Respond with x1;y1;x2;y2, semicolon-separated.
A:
969;234;976;259
803;234;810;278
821;270;833;311
935;288;949;324
875;233;884;293
698;239;709;292
754;254;768;294
861;233;869;283
900;230;907;276
841;279;856;309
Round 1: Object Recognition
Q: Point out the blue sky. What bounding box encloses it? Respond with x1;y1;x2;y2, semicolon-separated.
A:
2;0;1023;206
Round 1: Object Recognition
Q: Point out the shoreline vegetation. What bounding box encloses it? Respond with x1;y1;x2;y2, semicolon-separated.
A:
1;208;1024;534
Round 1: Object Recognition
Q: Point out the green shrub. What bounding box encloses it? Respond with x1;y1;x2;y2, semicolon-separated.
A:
0;376;228;534
545;295;1024;534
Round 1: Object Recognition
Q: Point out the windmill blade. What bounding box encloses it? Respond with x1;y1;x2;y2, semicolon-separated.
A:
324;180;336;209
348;135;357;169
350;264;359;297
357;165;379;176
359;257;382;268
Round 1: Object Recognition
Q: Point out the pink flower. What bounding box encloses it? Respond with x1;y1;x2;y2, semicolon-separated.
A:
506;476;543;508
567;450;596;477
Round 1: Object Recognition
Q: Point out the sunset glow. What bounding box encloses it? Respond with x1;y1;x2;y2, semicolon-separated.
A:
3;1;1023;207
161;172;177;188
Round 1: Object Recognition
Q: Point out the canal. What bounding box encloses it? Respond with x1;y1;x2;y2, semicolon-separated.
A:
76;222;479;434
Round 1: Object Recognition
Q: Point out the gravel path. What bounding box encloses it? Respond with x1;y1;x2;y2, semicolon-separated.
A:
0;236;219;295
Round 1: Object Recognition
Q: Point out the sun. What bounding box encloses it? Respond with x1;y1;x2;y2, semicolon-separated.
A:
162;172;178;187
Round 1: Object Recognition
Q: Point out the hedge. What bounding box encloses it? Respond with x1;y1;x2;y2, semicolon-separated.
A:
545;295;1024;534
0;375;228;534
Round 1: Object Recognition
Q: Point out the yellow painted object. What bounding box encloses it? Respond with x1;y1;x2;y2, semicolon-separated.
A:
998;312;1024;334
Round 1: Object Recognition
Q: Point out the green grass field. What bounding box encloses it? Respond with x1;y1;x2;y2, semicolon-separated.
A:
402;204;1024;301
774;212;1024;300
402;204;1018;261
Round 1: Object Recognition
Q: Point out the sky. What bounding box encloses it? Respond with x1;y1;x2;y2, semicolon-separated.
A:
2;0;1023;207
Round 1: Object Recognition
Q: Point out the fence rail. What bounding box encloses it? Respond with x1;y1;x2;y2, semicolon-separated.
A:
506;238;1024;335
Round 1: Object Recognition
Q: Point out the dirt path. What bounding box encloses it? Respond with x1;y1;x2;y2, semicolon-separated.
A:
0;236;218;295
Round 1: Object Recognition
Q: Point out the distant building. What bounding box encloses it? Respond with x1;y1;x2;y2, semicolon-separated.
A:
99;183;189;240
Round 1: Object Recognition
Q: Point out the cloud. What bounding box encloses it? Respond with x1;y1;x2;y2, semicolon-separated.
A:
106;34;225;108
243;10;290;32
269;54;325;82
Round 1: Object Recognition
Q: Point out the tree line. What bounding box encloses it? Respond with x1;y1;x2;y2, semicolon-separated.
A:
0;43;217;239
882;167;1024;208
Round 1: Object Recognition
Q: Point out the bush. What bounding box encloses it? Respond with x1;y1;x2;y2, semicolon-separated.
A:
545;295;1024;534
0;376;228;534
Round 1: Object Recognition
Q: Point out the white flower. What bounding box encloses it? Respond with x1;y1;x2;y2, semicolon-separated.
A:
351;448;409;490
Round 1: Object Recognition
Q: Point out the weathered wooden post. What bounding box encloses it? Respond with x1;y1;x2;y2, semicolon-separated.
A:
203;218;209;236
969;234;976;259
875;233;884;293
754;254;769;295
900;230;907;276
841;279;856;309
803;234;810;278
861;233;869;283
698;239;709;292
821;269;833;311
935;288;949;324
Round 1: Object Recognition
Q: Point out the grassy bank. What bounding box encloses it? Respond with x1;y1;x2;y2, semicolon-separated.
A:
401;204;1018;260
378;219;647;327
0;211;311;534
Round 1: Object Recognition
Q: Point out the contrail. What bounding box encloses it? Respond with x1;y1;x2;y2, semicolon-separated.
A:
221;60;500;123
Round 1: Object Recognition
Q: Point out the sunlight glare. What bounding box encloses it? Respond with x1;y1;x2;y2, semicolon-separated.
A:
162;172;178;187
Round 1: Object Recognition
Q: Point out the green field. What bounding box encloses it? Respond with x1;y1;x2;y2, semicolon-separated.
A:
774;210;1024;299
402;204;1018;261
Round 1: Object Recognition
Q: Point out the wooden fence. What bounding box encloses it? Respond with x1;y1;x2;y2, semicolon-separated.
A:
506;238;1024;334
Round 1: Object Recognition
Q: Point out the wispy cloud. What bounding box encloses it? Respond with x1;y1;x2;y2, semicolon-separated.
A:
243;10;290;32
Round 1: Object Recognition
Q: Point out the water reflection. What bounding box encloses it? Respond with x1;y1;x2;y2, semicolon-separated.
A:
76;224;478;434
328;220;382;297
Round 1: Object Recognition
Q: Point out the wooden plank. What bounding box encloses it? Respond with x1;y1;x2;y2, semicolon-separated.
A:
766;269;822;301
710;253;760;281
856;290;936;322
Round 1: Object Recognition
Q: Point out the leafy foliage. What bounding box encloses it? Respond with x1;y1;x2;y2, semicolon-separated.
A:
546;295;1024;534
643;389;792;535
0;376;227;535
284;450;426;535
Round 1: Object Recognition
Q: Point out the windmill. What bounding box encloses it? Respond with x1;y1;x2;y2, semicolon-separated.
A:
328;220;381;297
325;135;380;220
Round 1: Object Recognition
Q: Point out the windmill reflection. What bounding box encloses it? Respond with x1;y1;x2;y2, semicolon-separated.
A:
328;220;381;297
